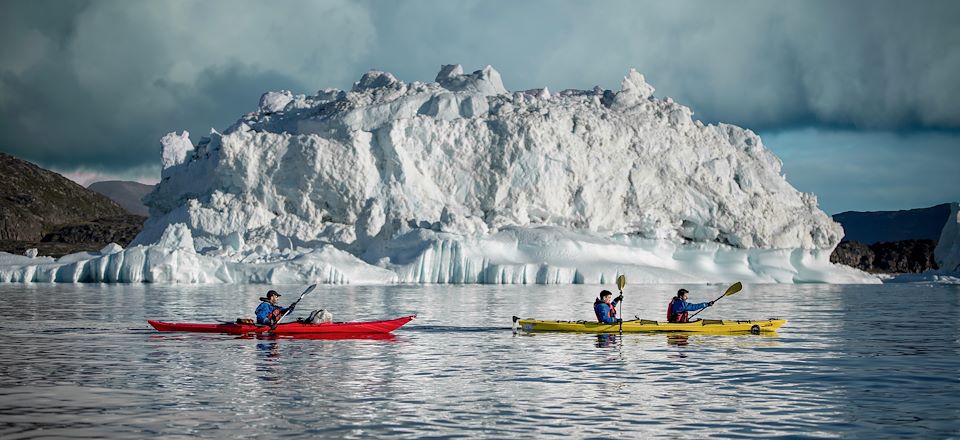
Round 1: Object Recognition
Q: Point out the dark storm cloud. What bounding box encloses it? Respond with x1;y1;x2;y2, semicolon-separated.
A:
0;0;957;188
0;0;373;173
359;0;960;130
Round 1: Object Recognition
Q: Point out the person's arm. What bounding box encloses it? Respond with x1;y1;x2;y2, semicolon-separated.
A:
612;295;622;307
683;302;710;312
255;303;270;324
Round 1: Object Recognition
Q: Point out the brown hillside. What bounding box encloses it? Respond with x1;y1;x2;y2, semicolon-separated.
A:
0;153;129;241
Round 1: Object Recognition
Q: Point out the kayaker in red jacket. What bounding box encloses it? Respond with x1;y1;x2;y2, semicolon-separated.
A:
594;290;623;323
667;289;714;323
255;290;291;325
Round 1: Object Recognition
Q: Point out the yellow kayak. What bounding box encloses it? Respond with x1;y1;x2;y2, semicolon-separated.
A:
512;316;786;334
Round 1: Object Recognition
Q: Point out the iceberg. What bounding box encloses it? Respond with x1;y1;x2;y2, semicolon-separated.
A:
933;202;960;273
1;64;879;284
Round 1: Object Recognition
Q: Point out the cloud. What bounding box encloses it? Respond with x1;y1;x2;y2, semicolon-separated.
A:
0;0;375;172
0;0;958;211
56;163;160;188
357;0;960;130
762;128;960;214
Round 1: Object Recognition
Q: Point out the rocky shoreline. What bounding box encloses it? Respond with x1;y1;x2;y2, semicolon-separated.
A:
0;214;146;258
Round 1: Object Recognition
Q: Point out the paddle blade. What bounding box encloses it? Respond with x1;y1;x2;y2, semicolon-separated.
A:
723;282;743;296
301;284;317;298
616;274;626;291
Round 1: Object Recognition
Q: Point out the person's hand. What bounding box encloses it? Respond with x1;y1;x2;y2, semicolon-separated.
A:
616;295;624;302
616;318;623;323
708;301;715;306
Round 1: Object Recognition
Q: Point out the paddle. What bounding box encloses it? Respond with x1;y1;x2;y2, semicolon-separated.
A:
689;281;742;320
616;274;626;335
270;284;317;330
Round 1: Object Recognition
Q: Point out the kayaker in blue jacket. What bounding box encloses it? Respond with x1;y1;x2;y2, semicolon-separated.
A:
594;290;623;323
255;290;290;325
667;288;714;323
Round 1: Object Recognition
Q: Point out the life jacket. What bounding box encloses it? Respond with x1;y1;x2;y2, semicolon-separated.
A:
667;297;688;323
594;298;617;322
268;306;284;323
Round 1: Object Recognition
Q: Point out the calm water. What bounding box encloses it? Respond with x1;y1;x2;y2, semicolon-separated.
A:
0;283;958;439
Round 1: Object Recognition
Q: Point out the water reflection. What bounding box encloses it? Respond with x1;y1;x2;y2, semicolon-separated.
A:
244;333;399;342
256;341;280;358
595;333;618;348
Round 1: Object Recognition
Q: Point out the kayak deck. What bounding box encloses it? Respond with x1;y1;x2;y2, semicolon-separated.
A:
148;315;415;335
513;317;786;334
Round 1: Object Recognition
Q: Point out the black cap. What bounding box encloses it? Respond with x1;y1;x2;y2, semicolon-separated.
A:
678;288;689;295
267;290;281;298
599;290;613;298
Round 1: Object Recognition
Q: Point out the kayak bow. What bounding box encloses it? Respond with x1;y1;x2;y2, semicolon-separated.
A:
148;315;415;335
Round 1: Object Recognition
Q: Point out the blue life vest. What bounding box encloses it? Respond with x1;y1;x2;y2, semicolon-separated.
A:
594;298;617;323
255;302;284;325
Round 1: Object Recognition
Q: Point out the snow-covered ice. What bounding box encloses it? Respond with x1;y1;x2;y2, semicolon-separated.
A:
1;64;883;284
934;202;960;273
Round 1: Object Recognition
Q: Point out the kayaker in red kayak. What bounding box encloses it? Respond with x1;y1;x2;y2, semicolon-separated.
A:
593;290;623;323
667;289;714;323
255;290;291;325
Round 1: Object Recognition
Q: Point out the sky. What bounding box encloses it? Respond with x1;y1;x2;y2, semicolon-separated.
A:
0;0;957;214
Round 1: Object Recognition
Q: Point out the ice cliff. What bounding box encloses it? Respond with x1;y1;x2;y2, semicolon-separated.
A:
933;203;960;272
0;65;879;284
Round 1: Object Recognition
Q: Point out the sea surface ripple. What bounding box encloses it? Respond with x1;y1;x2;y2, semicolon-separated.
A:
0;283;957;439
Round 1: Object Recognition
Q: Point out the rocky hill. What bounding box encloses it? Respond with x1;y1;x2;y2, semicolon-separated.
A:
830;204;952;273
833;204;951;244
88;180;154;216
0;153;145;257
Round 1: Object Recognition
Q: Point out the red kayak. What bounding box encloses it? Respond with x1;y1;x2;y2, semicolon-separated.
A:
147;315;415;335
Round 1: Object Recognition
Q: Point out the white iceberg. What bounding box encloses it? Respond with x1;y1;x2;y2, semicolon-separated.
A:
0;65;880;284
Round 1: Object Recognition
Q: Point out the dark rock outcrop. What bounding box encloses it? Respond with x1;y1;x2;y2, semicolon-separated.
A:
830;241;875;271
831;239;938;274
871;240;939;273
40;214;146;245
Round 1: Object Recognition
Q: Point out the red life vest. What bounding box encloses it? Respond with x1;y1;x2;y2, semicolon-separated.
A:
268;307;284;323
667;297;688;323
594;298;617;322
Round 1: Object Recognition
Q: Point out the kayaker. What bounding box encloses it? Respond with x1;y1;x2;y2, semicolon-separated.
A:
255;290;291;325
667;289;714;323
593;290;623;323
